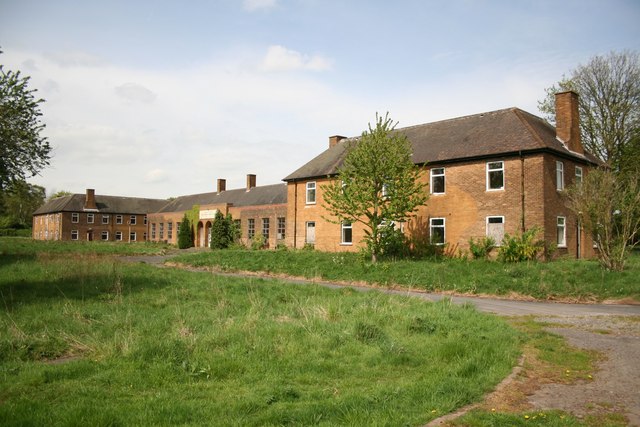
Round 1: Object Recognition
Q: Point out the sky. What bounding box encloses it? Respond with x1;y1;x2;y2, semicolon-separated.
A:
1;0;639;199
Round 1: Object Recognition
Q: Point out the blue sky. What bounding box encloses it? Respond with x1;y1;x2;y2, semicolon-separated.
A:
1;0;639;198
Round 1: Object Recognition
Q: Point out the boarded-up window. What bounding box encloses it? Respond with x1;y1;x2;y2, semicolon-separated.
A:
486;216;505;245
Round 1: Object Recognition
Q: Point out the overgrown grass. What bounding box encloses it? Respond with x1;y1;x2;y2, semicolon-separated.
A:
172;249;640;302
0;236;171;256
0;249;521;426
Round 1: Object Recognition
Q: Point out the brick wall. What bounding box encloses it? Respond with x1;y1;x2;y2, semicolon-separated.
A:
34;212;150;242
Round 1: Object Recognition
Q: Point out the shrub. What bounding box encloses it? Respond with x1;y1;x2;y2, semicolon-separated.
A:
177;214;194;249
468;236;496;259
250;234;266;250
498;227;544;262
210;211;231;250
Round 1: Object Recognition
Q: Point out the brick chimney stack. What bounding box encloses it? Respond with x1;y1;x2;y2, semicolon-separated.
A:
84;189;97;210
246;174;256;191
329;135;347;148
217;179;226;193
555;91;583;154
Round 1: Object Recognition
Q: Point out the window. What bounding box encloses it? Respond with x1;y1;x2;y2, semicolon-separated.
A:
262;218;270;240
167;222;173;240
556;161;565;191
341;222;353;245
130;231;137;242
159;223;164;239
176;222;181;234
116;215;123;224
143;215;148;225
575;166;583;185
486;161;504;191
277;217;286;240
429;218;445;245
382;183;390;199
248;218;255;239
430;167;445;194
102;215;109;224
486;216;505;245
143;232;147;241
115;231;123;241
305;221;316;244
151;223;156;239
557;216;567;247
71;230;79;240
87;213;94;224
130;215;137;225
306;182;316;204
71;213;79;223
101;231;109;241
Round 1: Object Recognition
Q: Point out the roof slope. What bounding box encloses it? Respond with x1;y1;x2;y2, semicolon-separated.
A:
34;194;168;215
284;108;603;181
156;183;287;213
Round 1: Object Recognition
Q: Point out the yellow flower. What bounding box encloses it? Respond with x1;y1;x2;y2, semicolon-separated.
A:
524;415;530;419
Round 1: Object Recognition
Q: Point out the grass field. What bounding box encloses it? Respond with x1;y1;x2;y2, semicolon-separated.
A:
0;239;525;426
172;249;640;302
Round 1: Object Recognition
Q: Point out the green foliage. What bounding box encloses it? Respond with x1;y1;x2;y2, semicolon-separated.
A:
322;113;428;262
468;236;496;260
177;214;193;249
209;211;230;249
538;50;640;170
250;233;266;250
498;227;545;263
565;168;640;271
0;180;45;228
0;50;52;190
185;205;199;239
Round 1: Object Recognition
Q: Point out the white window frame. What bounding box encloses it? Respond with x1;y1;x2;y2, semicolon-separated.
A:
557;216;567;248
429;218;446;245
71;213;79;223
115;231;123;241
87;213;94;224
101;231;109;241
102;215;109;224
129;231;137;242
71;230;79;240
486;161;504;191
556;161;565;191
486;216;505;246
306;181;316;204
430;167;445;195
116;215;123;224
130;215;137;225
305;221;316;244
575;166;583;185
341;222;353;245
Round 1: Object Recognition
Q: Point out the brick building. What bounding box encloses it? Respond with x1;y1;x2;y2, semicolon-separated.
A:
32;189;167;242
283;91;603;258
147;175;287;248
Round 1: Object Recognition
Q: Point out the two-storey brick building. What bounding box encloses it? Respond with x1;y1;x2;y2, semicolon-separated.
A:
32;189;167;242
283;91;603;258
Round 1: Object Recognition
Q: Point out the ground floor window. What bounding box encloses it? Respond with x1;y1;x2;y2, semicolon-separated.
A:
262;218;270;240
305;221;315;244
167;222;173;240
115;231;123;241
277;217;286;240
341;222;353;245
151;223;156;239
557;216;566;247
71;230;79;240
248;218;255;239
101;231;109;241
486;216;505;245
430;218;445;245
130;231;137;242
159;223;164;239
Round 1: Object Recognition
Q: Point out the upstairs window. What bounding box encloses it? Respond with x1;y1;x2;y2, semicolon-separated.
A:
71;213;79;223
575;166;583;185
430;168;445;194
306;182;316;204
556;161;565;191
487;161;504;191
102;215;109;224
87;213;94;224
429;218;445;245
116;215;123;224
130;215;137;225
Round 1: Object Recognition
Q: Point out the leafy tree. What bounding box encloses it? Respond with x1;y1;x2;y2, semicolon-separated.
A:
565;169;640;271
0;49;51;190
177;214;194;249
210;211;231;249
322;113;428;262
538;51;640;170
48;190;72;201
0;180;45;228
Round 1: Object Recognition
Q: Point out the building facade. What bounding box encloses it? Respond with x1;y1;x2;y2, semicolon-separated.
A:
32;189;167;242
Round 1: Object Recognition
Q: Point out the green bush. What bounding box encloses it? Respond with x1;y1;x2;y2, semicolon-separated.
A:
498;227;545;262
250;234;266;250
177;214;194;249
468;236;496;259
210;211;231;250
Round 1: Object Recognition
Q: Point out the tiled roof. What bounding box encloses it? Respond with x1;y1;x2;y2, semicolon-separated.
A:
34;194;168;215
156;183;287;213
283;108;603;181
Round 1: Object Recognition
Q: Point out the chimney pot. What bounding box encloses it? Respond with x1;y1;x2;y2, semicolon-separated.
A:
246;174;256;191
84;189;97;210
217;179;226;193
329;135;347;148
555;91;583;154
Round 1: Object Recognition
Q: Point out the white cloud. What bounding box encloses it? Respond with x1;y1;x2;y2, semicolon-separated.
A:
243;0;277;12
114;83;157;104
144;168;169;183
43;51;106;68
261;45;333;72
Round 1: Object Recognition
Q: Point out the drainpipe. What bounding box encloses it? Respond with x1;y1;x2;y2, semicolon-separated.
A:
520;151;525;232
293;182;298;249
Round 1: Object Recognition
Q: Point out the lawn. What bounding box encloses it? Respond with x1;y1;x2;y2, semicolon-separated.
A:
0;240;522;426
171;249;640;302
0;236;171;256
